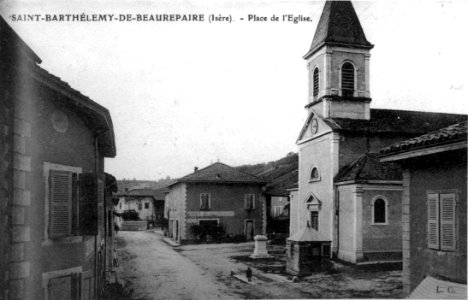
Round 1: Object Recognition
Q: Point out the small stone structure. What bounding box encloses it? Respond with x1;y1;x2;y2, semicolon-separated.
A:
250;235;273;258
286;227;331;276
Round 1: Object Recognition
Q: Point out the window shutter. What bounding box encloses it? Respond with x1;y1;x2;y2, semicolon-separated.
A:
244;195;247;209
313;68;319;97
48;275;72;300
341;63;355;97
79;173;98;235
440;193;456;251
427;193;439;249
49;170;72;238
252;195;255;210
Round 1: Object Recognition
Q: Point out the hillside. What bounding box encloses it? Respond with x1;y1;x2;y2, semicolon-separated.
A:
117;178;176;193
236;152;298;196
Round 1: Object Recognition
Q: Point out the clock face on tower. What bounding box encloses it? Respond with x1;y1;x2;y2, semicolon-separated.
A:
310;118;319;135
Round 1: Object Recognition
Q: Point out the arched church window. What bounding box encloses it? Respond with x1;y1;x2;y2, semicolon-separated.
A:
341;62;355;97
313;68;319;97
372;198;387;224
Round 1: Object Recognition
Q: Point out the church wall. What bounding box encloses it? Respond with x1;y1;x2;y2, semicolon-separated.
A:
288;189;299;235
298;133;335;242
337;186;357;262
361;188;402;254
339;134;413;169
339;135;368;169
329;101;369;120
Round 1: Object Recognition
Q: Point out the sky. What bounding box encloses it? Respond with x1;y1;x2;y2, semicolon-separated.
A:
1;0;467;180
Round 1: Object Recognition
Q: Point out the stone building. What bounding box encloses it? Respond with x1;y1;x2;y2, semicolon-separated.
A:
380;122;467;297
0;16;117;299
287;0;466;273
165;162;265;244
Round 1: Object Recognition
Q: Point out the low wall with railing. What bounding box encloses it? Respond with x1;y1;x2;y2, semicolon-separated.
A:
121;220;147;231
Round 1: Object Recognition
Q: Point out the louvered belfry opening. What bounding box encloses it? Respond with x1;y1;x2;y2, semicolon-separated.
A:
313;68;319;97
341;62;355;97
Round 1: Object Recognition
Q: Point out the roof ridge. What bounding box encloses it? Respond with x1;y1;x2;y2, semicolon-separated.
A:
371;108;466;116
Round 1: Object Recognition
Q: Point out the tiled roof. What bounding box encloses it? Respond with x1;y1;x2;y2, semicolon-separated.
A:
324;109;467;135
335;153;402;183
170;162;265;187
288;226;329;242
0;16;41;63
305;1;373;58
1;16;116;157
380;121;468;155
117;188;167;200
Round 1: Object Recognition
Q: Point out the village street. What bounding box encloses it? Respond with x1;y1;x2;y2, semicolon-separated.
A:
114;230;403;299
114;230;239;299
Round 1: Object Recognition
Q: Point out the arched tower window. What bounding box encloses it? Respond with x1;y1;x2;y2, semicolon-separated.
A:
341;62;355;97
372;198;387;224
310;166;321;182
313;68;319;97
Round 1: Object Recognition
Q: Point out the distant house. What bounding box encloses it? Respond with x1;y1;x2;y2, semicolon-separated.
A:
0;16;117;300
237;153;298;236
165;162;266;244
380;122;467;298
115;188;166;225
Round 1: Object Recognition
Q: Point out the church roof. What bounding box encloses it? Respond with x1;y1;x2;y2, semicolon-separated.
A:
288;226;329;242
323;109;467;135
168;162;266;187
335;153;402;183
304;1;373;59
380;121;467;156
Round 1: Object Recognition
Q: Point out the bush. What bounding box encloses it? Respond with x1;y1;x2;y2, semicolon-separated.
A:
189;223;226;242
122;210;139;221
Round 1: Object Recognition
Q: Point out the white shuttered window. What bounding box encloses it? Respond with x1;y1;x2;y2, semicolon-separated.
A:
440;193;456;251
427;192;456;251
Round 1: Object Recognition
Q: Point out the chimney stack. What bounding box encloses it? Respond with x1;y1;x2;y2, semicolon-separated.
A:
194;167;198;172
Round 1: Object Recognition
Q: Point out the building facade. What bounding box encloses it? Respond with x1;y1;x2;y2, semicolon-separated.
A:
115;188;166;226
0;17;117;300
381;122;467;297
166;163;265;244
289;0;466;271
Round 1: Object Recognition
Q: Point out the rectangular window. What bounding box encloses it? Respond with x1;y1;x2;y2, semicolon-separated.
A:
138;203;142;210
310;211;319;230
144;202;149;209
200;193;211;210
244;194;255;210
427;192;456;251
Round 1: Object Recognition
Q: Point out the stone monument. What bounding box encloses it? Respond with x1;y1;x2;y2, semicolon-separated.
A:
250;235;273;259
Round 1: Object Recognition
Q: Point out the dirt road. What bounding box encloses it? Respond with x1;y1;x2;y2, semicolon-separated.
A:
115;230;402;299
115;230;238;300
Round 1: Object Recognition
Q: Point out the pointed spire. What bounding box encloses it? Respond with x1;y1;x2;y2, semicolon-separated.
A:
304;1;373;59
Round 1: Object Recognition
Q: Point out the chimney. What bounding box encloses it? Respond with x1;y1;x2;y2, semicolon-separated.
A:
194;167;198;172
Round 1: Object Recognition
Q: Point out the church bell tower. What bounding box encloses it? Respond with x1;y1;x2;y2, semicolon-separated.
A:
305;1;373;120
